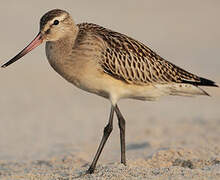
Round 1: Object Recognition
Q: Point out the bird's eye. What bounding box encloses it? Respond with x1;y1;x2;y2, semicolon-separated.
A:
53;20;59;25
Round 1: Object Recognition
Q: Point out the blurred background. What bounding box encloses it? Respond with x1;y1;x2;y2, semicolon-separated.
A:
0;0;219;163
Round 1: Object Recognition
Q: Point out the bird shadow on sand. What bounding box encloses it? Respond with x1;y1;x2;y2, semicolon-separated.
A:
126;142;150;151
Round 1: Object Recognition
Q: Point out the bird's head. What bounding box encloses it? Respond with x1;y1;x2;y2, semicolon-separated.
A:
1;9;76;68
40;9;76;41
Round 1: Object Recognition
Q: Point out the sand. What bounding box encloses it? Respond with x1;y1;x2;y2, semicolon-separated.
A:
0;0;220;179
0;117;220;179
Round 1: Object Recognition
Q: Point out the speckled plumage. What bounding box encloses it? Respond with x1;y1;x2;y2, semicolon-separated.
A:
77;23;202;85
54;21;216;100
2;9;218;174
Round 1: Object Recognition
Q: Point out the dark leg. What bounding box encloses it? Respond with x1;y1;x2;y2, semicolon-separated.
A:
114;104;126;165
87;106;114;174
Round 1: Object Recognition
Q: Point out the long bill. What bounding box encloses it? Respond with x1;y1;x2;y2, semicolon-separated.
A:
1;32;43;68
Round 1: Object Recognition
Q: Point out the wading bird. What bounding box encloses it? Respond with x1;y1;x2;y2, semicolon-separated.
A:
2;9;218;173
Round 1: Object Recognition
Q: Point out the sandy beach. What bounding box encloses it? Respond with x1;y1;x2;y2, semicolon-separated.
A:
0;0;219;179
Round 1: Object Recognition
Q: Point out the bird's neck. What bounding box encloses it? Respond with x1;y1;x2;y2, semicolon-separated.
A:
46;26;79;64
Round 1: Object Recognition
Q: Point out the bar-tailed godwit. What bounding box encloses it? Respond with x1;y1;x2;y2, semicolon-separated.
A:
1;9;218;173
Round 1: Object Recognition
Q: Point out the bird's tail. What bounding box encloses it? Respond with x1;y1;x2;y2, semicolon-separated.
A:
155;77;218;97
181;77;218;87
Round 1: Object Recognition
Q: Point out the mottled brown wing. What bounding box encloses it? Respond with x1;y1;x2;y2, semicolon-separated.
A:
78;23;217;87
98;29;201;85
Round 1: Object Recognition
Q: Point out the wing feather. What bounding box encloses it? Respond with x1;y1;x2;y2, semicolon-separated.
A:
97;27;200;85
77;23;217;87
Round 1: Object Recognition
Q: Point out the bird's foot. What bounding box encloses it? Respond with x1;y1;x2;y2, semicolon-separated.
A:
86;166;95;174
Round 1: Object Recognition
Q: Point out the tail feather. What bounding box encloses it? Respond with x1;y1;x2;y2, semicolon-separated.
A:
155;83;211;97
182;77;218;87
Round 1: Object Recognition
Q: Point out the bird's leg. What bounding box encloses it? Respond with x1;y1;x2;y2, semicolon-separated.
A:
114;104;126;165
87;106;114;174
